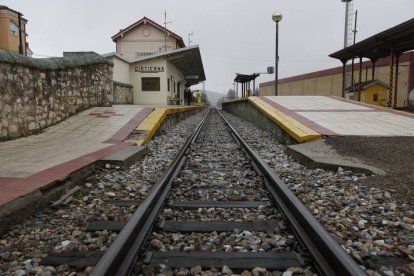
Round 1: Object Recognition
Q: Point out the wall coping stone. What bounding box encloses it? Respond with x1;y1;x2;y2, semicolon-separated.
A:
0;49;113;70
113;81;133;88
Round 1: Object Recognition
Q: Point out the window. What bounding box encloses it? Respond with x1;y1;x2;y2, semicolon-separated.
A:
10;21;19;36
167;78;170;91
373;93;379;102
142;77;160;91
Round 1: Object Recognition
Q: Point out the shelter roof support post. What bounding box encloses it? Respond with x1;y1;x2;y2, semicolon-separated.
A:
351;58;355;87
357;57;363;102
236;82;238;99
408;52;414;108
388;48;395;107
371;59;377;80
394;53;401;109
248;81;251;97
253;79;256;96
342;61;347;98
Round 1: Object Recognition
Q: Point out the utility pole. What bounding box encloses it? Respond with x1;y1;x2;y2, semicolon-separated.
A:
164;11;172;52
351;10;358;86
342;0;353;89
188;32;194;46
342;0;353;49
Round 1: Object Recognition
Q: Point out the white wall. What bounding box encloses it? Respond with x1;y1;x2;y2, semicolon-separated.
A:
117;24;178;60
131;58;168;105
111;57;131;84
167;61;187;105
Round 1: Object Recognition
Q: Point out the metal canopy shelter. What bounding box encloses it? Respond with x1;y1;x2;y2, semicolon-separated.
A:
329;18;414;108
132;45;206;86
234;73;259;98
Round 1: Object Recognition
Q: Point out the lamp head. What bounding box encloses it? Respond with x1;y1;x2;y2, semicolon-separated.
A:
272;11;283;22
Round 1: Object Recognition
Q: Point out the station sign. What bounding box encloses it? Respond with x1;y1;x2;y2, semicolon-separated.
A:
136;52;158;58
135;66;165;73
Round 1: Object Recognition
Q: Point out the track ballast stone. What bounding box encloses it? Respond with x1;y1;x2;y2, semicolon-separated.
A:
0;109;208;275
222;110;414;276
138;109;315;275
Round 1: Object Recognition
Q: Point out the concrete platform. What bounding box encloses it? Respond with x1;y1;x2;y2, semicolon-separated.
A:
258;96;414;138
99;146;148;168
287;140;386;176
223;95;414;176
0;105;153;206
0;104;203;230
224;96;414;143
134;106;203;145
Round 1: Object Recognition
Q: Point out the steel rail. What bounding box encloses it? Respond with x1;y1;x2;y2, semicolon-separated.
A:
90;109;210;276
217;110;365;276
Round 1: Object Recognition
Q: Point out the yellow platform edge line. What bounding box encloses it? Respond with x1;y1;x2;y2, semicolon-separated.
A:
136;106;203;146
247;97;321;143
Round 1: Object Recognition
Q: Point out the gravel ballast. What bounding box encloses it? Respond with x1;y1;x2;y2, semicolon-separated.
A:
0;109;208;275
326;136;414;206
222;111;414;276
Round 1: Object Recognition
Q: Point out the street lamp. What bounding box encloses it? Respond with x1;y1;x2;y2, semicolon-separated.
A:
272;11;283;96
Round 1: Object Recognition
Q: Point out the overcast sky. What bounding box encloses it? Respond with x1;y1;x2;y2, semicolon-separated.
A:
4;0;414;95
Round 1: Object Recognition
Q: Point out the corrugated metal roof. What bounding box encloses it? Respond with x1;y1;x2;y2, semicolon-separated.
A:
330;18;414;61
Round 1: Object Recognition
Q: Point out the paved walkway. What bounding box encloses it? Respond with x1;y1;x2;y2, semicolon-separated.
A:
258;96;414;137
0;105;153;205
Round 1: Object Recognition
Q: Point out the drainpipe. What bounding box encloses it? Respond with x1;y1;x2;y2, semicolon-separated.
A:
394;53;401;109
341;60;347;98
371;59;377;80
357;57;362;102
17;12;24;55
387;49;395;107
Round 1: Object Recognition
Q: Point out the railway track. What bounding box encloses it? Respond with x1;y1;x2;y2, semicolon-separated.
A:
81;108;364;275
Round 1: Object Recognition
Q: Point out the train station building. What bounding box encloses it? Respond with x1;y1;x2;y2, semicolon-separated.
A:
104;17;206;106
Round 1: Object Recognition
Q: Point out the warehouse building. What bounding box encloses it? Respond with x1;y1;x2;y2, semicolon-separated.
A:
260;51;414;109
260;19;414;109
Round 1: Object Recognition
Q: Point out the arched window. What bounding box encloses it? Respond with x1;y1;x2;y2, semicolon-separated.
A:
10;21;19;36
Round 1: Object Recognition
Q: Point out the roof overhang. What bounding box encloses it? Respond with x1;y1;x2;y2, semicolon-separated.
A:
329;18;414;62
111;17;185;48
234;73;260;83
102;52;132;63
131;45;206;86
0;5;27;21
346;80;390;92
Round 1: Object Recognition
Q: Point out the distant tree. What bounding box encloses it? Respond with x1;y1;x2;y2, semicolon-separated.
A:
216;97;224;108
226;89;236;99
203;92;208;104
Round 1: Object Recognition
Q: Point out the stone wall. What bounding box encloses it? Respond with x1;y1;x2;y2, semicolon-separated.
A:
0;50;114;141
113;81;133;104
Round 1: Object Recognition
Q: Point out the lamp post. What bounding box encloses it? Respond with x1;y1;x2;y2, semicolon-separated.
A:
272;11;283;96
